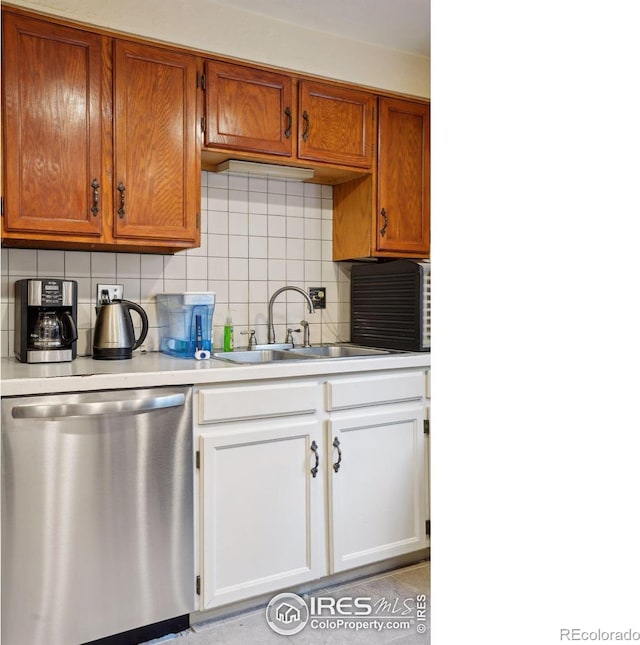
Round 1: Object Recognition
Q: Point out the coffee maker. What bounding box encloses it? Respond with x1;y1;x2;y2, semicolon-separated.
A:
14;279;78;363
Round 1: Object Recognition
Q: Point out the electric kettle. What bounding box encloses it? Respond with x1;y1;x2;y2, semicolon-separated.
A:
93;297;149;360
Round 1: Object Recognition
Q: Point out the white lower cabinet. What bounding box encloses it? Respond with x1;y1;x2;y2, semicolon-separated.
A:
199;418;326;609
328;403;428;573
195;368;429;610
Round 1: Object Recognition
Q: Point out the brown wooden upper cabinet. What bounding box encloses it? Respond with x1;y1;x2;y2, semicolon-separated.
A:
203;60;294;157
2;13;105;241
1;10;200;253
333;97;430;260
202;60;375;172
297;81;375;169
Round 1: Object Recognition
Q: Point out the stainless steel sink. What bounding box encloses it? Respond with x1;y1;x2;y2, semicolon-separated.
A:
287;345;391;358
213;344;394;364
213;350;315;363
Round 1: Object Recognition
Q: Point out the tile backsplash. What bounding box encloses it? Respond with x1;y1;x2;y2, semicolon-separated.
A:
0;171;353;358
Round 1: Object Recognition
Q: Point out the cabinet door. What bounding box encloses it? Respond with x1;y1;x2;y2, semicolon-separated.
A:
377;98;430;256
200;419;325;608
2;13;104;239
113;40;199;245
298;81;375;168
204;60;294;156
328;404;427;573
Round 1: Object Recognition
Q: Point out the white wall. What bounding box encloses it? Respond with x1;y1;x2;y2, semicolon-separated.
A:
0;173;352;357
3;0;430;98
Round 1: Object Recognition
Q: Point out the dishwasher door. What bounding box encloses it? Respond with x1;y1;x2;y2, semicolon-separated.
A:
1;386;194;645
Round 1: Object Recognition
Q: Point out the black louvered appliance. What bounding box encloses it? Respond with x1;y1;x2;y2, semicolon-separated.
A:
350;260;430;352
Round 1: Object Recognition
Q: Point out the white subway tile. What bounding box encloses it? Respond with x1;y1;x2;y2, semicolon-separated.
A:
304;183;322;198
267;192;286;216
91;252;116;277
208;172;228;189
229;280;249;303
268;238;286;259
249;191;268;214
229;189;249;214
229;212;249;236
65;251;91;277
186;255;208;280
304;196;322;219
321;185;333;199
208;234;229;257
304;240;322;261
208;280;229;303
163;278;187;292
141;254;164;278
248;236;268;259
304;260;322;282
286;194;304;218
207;187;228;211
7;249;36;276
268;215;286;237
286;239;304;260
120;278;141;301
186;279;208;291
141;277;164;301
248;279;268;303
208;257;229;280
36;250;64;276
229;258;249;281
208;210;229;235
249;213;268;237
249;258;268;281
304;219;321;240
163;254;187;280
267;178;286;195
248;176;268;193
286;217;304;239
321;219;333;240
286;259;304;281
268;258;286;281
286;181;305;197
116;253;141;279
229;174;249;191
228;235;248;258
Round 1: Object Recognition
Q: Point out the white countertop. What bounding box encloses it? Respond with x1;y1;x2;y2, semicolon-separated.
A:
1;350;430;397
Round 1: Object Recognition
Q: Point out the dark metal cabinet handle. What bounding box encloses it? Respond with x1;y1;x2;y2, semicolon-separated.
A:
284;107;292;139
90;179;100;216
302;110;310;142
332;437;342;473
117;182;126;218
380;208;389;236
310;440;319;478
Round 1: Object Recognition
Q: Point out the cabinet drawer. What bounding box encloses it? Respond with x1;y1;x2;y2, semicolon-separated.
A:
199;381;318;423
326;371;424;411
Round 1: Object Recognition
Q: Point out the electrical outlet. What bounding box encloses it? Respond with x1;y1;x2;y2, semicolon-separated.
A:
309;287;326;309
96;283;123;307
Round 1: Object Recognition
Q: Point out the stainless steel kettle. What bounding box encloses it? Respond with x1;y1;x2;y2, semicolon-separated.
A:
93;297;148;360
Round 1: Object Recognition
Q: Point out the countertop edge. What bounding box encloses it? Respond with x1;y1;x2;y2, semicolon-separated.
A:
1;352;431;397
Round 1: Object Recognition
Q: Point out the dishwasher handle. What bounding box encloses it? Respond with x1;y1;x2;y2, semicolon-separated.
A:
11;392;186;419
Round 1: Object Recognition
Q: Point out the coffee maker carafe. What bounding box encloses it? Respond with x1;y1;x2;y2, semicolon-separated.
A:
15;279;78;363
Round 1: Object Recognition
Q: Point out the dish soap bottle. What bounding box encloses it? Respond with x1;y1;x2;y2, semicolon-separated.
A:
223;311;234;352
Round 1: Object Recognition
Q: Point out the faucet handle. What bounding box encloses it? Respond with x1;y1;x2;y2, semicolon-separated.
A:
240;329;257;350
285;327;301;346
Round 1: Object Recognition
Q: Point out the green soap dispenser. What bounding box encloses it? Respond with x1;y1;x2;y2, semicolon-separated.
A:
223;311;234;351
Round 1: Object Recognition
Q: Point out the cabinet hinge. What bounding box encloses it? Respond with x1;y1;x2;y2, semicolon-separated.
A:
200;116;206;133
1;196;4;216
196;212;201;230
426;520;430;537
423;419;430;435
195;450;200;469
196;575;201;595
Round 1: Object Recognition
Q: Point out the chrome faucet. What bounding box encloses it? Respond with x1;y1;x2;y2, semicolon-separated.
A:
267;286;315;344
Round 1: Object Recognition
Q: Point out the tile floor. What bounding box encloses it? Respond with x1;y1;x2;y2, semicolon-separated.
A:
149;561;430;645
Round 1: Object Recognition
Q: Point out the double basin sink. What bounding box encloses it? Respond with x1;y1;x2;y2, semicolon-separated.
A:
213;344;394;364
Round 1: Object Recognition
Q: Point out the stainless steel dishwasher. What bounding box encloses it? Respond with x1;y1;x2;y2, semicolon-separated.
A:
1;386;194;645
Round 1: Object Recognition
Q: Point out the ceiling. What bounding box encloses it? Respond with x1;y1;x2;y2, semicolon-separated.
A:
211;0;430;57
